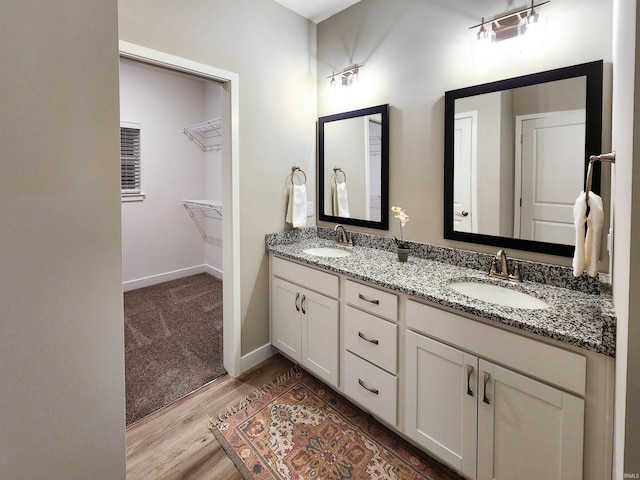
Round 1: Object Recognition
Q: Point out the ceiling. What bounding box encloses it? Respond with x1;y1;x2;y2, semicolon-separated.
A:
272;0;361;23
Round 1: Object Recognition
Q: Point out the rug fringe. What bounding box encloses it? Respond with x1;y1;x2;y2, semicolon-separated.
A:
209;364;301;429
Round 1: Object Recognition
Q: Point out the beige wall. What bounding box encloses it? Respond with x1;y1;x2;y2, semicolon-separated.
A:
317;0;613;267
0;1;125;478
118;0;318;355
612;0;640;475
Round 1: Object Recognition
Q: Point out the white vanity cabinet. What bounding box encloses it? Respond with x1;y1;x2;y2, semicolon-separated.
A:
268;252;613;480
270;257;339;386
404;300;586;480
343;280;398;425
405;331;479;478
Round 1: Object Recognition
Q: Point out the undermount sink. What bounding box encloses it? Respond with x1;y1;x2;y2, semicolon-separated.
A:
448;281;549;310
303;247;352;258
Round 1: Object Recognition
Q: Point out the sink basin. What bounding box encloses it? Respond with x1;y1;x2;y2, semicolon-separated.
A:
303;247;352;258
448;281;549;310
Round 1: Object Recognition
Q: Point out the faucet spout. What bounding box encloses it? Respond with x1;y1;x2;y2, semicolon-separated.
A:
489;249;521;282
334;224;353;246
497;250;508;276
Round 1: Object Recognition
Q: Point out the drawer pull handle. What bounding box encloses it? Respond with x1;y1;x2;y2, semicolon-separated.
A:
358;378;379;395
301;295;306;315
358;331;379;345
358;293;380;305
466;364;474;397
482;372;491;405
295;292;300;312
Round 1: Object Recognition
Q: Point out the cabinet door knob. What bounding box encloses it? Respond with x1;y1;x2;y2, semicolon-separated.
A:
295;292;300;312
466;364;474;397
358;378;379;395
358;293;380;305
482;371;491;405
358;331;380;345
301;295;306;315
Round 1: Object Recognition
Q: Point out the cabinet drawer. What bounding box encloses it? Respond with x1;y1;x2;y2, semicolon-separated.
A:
344;351;397;426
272;256;339;298
345;280;397;321
344;306;397;374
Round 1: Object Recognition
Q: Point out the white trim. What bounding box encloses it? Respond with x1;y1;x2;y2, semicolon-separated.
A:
121;192;145;203
119;41;242;378
123;265;207;292
241;343;276;372
204;264;224;281
455;111;478;233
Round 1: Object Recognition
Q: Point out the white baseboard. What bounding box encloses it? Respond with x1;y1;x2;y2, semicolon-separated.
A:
123;264;222;291
241;344;276;373
204;264;223;281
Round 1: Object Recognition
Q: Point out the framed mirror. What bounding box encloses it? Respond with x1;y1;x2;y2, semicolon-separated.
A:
318;104;390;230
444;61;603;257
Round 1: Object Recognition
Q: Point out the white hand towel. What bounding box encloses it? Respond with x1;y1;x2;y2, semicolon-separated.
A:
285;183;307;228
584;192;604;277
572;192;587;277
336;181;350;218
285;185;294;224
331;182;338;216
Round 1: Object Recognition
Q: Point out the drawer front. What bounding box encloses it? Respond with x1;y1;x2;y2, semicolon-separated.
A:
406;300;587;396
344;351;397;426
272;256;339;298
344;306;397;374
345;280;398;322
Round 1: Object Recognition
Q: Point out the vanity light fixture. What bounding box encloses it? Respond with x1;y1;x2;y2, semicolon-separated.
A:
469;0;549;59
328;64;363;88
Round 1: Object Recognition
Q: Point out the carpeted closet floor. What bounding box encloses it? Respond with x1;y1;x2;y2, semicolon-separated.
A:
124;273;226;425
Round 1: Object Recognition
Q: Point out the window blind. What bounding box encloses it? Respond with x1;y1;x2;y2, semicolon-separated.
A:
120;127;141;192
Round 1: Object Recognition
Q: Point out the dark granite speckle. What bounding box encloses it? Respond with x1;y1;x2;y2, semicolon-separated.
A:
265;229;616;357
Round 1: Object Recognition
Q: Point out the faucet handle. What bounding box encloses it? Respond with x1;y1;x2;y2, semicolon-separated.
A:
511;262;522;282
489;258;498;275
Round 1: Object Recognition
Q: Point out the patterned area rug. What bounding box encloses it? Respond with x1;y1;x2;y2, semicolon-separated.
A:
211;367;463;480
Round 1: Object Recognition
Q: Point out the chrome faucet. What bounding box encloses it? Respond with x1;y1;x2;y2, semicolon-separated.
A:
334;224;353;246
489;250;521;282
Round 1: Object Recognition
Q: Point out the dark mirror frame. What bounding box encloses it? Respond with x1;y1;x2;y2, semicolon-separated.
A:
444;60;603;257
318;104;390;230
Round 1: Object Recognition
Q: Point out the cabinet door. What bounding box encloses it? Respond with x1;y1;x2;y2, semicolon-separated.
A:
271;277;301;362
477;360;585;480
405;331;478;479
301;288;339;386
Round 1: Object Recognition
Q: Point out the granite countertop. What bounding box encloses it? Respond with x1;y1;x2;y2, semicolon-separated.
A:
266;232;616;357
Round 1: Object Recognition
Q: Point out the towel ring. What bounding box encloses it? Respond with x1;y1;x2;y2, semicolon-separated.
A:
333;167;347;184
291;166;306;186
585;152;616;201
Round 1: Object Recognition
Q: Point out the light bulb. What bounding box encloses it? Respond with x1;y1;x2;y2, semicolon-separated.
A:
329;73;338;89
518;11;547;54
470;21;496;65
350;68;360;86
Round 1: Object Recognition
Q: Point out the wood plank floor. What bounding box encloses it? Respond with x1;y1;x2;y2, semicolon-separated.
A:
126;354;293;480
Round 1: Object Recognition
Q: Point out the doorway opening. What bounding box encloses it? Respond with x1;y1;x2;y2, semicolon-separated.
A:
119;42;242;422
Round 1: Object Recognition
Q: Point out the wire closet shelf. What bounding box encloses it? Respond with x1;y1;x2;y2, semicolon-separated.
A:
182;117;222;152
182;200;222;241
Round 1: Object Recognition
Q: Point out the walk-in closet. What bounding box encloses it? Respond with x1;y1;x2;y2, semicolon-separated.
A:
119;58;227;424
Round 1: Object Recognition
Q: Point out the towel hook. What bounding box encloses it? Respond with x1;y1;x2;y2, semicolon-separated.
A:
333;167;347;184
291;166;306;186
585;152;615;202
